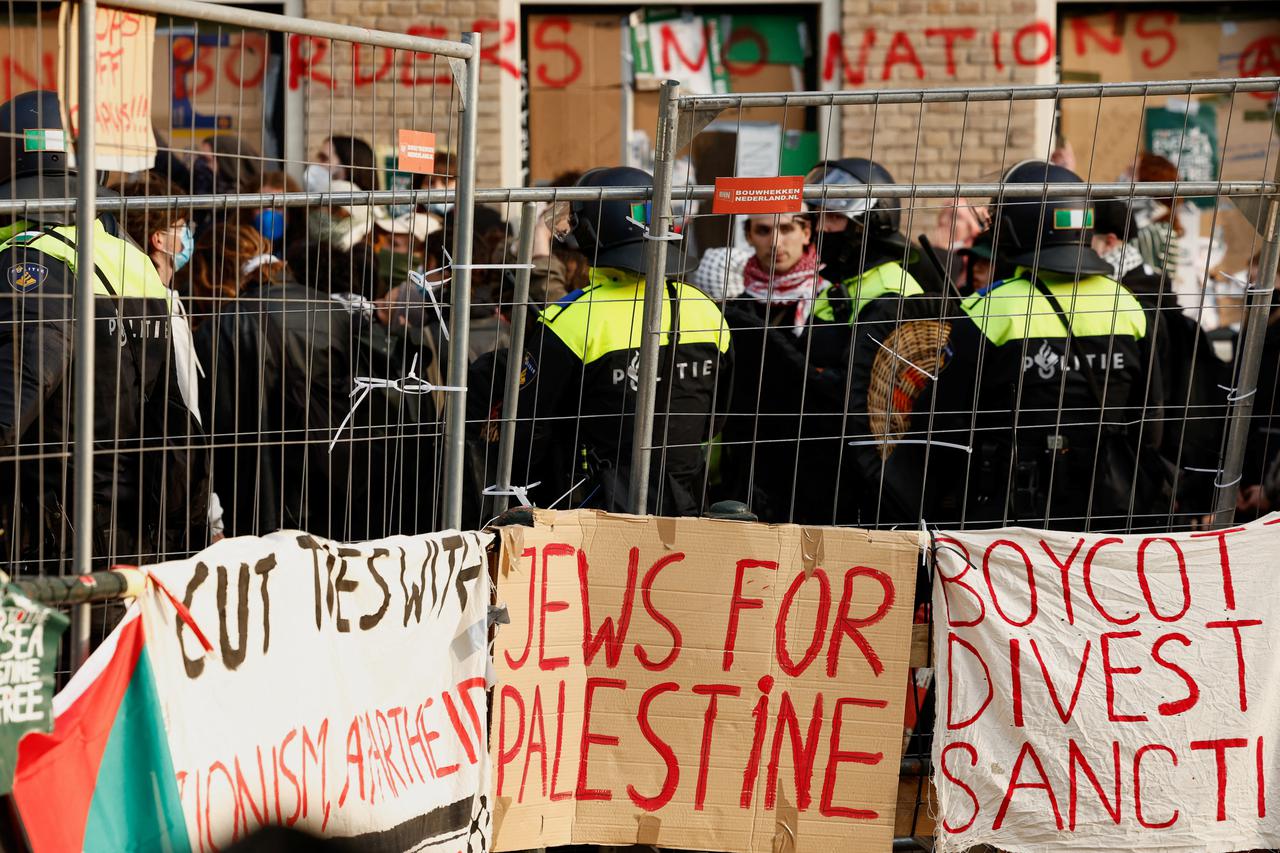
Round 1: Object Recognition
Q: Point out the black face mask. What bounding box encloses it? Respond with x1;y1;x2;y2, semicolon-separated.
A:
817;229;853;281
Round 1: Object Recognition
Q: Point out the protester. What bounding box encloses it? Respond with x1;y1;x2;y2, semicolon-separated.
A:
254;170;301;251
194;222;360;539
717;213;833;521
528;171;591;305
0;91;210;568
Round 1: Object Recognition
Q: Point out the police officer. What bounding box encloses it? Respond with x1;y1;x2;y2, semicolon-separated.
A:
930;161;1171;530
0;91;208;570
805;158;930;369
476;166;733;516
794;158;935;525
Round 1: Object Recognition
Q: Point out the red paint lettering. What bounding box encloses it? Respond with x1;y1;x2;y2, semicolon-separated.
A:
1039;537;1084;625
993;742;1063;830
947;632;993;729
819;696;885;819
495;686;525;797
1205;619;1262;712
505;547;537;669
766;692;824;811
692;683;740;810
288;36;334;90
881;31;924;80
580;547;637;668
1151;633;1199;716
1100;630;1147;723
925;27;976;77
983;539;1038;627
533;18;581;88
1134;744;1178;828
1190;527;1244;609
1191;738;1250;821
576;677;626;801
776;569;831;677
724;559;777;671
827;566;894;678
1068;740;1121;829
637;553;684;671
1070;13;1122;56
628;682;680;811
1083;537;1138;625
1136;536;1190;622
1135;12;1178;68
823;29;877;86
1013;21;1055;66
539;544;573;671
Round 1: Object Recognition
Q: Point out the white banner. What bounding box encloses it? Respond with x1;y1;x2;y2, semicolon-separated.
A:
140;529;493;850
932;516;1280;853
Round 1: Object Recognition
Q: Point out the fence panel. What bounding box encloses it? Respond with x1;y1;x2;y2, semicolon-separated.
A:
0;0;480;672
637;75;1280;850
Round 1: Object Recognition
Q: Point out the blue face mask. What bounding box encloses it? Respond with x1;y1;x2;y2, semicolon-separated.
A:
173;224;194;272
254;209;286;243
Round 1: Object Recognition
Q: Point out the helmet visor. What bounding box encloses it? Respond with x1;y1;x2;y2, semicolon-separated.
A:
804;164;874;216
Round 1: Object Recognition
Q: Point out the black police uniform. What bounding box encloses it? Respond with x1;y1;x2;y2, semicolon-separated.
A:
929;163;1170;531
475;167;733;517
504;264;732;516
0;91;209;568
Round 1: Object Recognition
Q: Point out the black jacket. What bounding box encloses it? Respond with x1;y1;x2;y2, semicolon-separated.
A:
470;267;733;517
930;269;1169;531
0;216;209;569
196;275;357;539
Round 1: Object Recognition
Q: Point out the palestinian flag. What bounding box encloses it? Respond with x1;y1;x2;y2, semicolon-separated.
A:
12;608;190;852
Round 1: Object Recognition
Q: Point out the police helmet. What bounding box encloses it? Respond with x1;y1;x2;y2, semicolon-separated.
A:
548;166;682;277
996;160;1112;277
804;158;905;246
0;90;79;223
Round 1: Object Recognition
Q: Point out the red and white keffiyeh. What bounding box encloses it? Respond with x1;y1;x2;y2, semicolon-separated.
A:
741;246;827;330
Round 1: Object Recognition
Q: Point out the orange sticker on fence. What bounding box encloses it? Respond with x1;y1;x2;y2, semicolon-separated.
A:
397;129;437;174
711;175;805;214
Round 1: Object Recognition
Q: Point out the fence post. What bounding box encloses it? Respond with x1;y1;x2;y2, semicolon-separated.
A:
442;31;481;530
493;202;537;515
628;79;680;515
1212;173;1280;526
70;0;98;670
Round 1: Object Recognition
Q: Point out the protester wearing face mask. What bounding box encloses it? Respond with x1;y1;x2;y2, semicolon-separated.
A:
305;135;384;251
415;148;456;221
253;170;300;250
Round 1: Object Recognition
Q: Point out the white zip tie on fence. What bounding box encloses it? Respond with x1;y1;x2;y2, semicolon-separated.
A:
625;216;684;241
848;439;973;453
409;268;455;343
1215;474;1244;489
1184;466;1222;474
482;482;542;507
869;335;939;381
328;354;464;453
1217;383;1257;403
453;263;536;270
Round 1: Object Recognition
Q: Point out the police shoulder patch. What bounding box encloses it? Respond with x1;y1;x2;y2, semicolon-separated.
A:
7;262;49;293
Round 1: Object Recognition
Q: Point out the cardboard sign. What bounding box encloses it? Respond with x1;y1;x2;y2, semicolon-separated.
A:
397;129;438;175
141;530;493;849
0;586;67;794
932;516;1280;852
490;510;920;852
712;176;805;214
58;3;157;172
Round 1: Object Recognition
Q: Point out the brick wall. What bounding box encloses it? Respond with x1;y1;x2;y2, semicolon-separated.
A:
292;0;1057;191
830;0;1051;185
301;0;505;187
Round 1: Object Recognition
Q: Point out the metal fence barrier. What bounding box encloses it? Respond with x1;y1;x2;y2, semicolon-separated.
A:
3;11;1279;846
